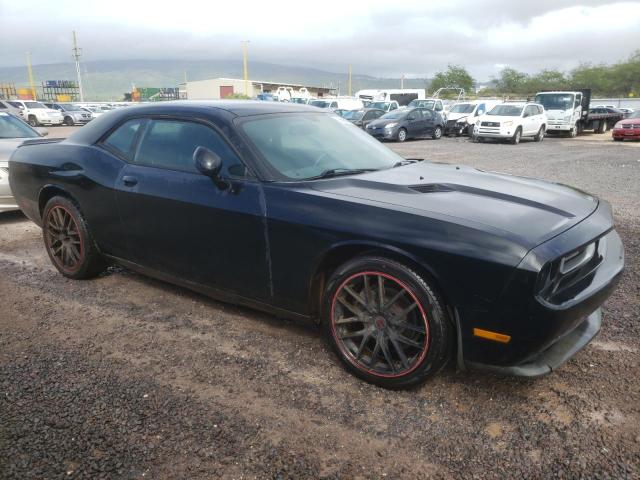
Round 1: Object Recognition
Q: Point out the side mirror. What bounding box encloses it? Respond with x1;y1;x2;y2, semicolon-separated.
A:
193;146;228;190
35;127;49;137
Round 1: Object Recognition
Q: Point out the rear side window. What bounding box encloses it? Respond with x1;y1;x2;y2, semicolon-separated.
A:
103;119;144;160
133;119;245;176
0;102;6;109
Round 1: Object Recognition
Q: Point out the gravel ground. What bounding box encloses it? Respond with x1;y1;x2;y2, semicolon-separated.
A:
1;127;639;479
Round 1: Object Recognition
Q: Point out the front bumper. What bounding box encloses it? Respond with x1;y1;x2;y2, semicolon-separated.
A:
467;308;602;376
612;127;640;139
39;117;64;125
457;201;624;376
366;126;397;140
546;123;572;132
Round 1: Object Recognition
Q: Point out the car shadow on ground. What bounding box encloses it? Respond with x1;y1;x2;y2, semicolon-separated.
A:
0;210;27;224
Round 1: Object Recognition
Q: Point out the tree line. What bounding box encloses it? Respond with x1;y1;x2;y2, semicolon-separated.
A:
428;50;640;98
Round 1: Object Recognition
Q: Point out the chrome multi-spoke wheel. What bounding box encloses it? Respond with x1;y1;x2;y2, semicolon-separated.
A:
45;206;83;272
331;271;429;378
323;257;452;388
42;196;106;279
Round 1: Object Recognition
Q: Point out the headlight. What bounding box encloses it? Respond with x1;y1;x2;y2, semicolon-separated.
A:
564;114;572;122
614;122;623;129
385;123;397;129
503;121;513;127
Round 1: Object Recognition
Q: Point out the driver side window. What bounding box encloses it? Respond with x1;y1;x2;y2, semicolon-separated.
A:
133;119;247;178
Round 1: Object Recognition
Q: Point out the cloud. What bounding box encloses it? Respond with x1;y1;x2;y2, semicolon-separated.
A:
0;0;639;79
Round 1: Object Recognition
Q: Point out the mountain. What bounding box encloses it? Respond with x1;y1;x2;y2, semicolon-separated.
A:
0;59;431;101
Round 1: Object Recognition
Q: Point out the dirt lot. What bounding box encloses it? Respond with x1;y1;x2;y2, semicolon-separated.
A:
1;127;639;479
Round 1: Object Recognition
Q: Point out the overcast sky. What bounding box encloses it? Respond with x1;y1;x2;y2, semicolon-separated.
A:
1;0;639;80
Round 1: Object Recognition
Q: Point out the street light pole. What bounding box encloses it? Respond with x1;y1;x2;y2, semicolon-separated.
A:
241;40;250;96
26;52;37;100
72;30;84;102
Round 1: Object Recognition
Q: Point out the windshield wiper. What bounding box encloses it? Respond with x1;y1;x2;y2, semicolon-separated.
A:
307;168;378;180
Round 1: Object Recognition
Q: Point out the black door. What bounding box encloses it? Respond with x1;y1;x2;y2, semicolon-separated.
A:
420;109;437;135
114;118;271;301
405;109;424;137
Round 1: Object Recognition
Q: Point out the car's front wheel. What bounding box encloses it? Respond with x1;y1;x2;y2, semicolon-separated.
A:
28;115;39;127
42;196;106;279
322;256;452;389
432;126;443;140
510;127;522;145
64;116;74;126
534;125;545;142
397;128;407;142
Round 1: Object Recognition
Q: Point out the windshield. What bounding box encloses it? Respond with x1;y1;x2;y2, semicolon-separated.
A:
370;102;390;110
409;99;434;109
534;93;574;111
342;110;364;120
450;103;475;114
626;111;640;119
240;113;403;180
488;105;523;116
0;113;40;139
62;104;85;111
310;100;331;108
291;98;307;104
25;102;46;109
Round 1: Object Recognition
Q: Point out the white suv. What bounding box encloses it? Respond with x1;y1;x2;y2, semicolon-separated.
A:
7;100;64;127
475;102;547;144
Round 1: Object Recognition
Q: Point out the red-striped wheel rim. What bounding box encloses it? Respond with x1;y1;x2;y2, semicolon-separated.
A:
330;271;430;378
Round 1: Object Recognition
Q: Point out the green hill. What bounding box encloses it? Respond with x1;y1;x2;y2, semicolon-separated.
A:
0;59;431;101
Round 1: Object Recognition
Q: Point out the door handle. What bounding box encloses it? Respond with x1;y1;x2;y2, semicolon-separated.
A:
122;175;138;187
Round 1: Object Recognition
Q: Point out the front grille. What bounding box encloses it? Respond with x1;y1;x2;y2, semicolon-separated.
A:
622;124;640;129
481;121;500;127
537;238;605;305
446;120;457;128
0;167;8;174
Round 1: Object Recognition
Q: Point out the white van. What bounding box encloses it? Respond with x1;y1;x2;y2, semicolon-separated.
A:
310;98;364;111
355;89;425;107
444;100;501;136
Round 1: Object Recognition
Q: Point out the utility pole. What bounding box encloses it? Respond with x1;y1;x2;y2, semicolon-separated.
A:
241;40;250;96
72;30;84;102
26;52;37;100
400;73;404;89
348;64;352;97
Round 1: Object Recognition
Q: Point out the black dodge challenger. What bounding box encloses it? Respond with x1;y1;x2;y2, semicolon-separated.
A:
9;102;624;388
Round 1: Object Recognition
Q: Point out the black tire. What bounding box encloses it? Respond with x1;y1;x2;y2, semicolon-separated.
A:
510;127;522;145
64;116;74;126
322;256;452;389
613;137;623;142
475;136;484;143
569;124;578;138
467;124;475;137
28;115;39;127
597;120;607;134
42;196;106;279
534;125;545;142
397;128;407;142
432;125;443;140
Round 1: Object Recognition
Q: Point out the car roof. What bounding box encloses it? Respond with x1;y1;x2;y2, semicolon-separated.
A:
105;100;320;117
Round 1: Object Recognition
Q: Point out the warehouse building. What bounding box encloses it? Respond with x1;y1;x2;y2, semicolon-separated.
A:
183;78;335;100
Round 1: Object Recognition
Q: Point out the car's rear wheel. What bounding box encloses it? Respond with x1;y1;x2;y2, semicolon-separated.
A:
28;115;39;127
534;125;545;142
510;127;522;145
432;126;443;140
397;128;407;142
322;256;452;389
42;196;106;279
597;120;607;134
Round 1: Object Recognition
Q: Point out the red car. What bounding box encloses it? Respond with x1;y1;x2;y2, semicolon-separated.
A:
612;110;640;141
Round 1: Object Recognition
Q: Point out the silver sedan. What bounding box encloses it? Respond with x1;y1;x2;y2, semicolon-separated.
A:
0;113;47;213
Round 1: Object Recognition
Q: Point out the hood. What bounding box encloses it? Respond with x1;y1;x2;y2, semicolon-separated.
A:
479;114;520;124
617;117;640;125
545;109;569;120
0;139;28;165
309;162;598;249
368;116;404;128
447;112;471;122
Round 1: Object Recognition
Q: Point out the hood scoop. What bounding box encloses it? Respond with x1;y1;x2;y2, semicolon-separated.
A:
408;183;575;218
409;183;455;194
